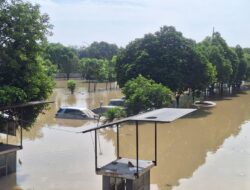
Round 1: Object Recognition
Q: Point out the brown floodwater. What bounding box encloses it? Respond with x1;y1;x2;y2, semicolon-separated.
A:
1;80;250;190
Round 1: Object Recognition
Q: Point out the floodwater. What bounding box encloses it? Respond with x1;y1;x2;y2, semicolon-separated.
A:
1;80;250;190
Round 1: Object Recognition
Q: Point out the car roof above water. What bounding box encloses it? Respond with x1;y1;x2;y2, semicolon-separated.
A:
56;106;97;119
59;107;88;111
109;99;124;101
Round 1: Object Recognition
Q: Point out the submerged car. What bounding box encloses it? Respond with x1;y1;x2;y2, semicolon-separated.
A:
55;107;98;120
92;105;120;115
108;99;125;107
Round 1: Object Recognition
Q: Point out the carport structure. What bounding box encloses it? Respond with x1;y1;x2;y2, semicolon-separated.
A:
82;108;196;190
0;101;53;177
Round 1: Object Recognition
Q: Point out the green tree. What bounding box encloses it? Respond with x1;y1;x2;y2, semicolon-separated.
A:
199;33;239;94
104;107;127;122
67;80;76;94
234;45;248;87
116;26;215;105
122;75;173;115
79;58;109;81
108;56;117;82
45;43;79;79
78;41;119;60
0;0;54;128
183;47;217;101
244;51;250;81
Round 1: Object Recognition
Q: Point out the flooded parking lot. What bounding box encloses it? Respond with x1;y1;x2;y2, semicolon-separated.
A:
1;80;250;190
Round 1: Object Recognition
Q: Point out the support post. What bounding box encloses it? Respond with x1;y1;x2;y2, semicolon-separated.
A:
136;121;139;177
20;109;23;149
116;124;120;159
95;129;98;171
154;122;157;166
20;125;23;149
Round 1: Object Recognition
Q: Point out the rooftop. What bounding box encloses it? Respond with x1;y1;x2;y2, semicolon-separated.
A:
82;108;196;133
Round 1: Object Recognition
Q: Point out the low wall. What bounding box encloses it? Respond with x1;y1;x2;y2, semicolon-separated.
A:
55;73;82;79
0;152;17;177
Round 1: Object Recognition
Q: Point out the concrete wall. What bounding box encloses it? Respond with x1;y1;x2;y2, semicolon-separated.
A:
55;73;82;79
0;152;17;177
102;171;150;190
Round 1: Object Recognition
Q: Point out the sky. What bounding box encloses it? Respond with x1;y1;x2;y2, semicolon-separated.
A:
29;0;250;48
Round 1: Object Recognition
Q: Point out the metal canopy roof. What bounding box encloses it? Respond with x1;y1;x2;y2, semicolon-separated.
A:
81;108;196;134
0;100;54;111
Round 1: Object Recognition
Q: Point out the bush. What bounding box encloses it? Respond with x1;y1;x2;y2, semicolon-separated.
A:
67;80;76;94
104;107;127;122
122;75;173;115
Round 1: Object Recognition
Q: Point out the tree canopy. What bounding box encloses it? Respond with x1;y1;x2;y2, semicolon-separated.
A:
78;41;119;60
79;57;116;82
0;0;54;128
198;32;250;93
45;43;79;79
122;75;173;115
116;26;216;95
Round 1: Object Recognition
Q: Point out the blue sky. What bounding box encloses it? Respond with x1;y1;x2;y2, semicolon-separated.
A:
30;0;250;48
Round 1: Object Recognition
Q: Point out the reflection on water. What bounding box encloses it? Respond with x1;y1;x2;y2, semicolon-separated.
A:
1;81;250;190
0;81;122;190
173;121;250;190
98;90;250;190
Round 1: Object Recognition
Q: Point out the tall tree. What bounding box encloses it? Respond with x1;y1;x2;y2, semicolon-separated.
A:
244;50;250;80
45;43;79;79
199;33;235;94
234;45;248;88
79;58;109;81
0;0;54;128
116;26;215;104
78;41;119;60
183;47;217;101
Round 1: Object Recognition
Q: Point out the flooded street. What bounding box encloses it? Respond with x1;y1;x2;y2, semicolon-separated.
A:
1;80;250;190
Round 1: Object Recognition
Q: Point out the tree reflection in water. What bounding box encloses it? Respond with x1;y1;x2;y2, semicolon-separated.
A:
98;91;250;190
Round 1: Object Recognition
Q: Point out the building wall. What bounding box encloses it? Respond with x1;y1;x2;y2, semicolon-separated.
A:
0;152;17;177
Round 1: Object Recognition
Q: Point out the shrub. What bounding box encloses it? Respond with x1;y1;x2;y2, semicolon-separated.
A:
104;107;127;122
122;75;173;115
67;80;76;94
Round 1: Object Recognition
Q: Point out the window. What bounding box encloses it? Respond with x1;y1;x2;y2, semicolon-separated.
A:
57;108;64;113
64;109;87;118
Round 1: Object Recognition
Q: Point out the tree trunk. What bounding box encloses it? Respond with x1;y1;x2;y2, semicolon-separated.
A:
237;83;241;89
220;83;223;96
105;82;108;90
204;89;207;99
175;94;180;108
192;90;195;103
94;81;97;92
209;83;215;97
88;80;90;92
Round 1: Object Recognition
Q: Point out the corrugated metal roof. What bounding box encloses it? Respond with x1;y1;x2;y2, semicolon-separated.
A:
81;108;196;134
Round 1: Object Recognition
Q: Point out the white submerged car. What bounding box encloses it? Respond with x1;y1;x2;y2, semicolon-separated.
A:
55;107;99;120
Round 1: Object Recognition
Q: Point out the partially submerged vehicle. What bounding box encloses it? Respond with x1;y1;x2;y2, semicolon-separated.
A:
92;105;119;115
55;107;98;120
92;98;126;115
108;99;125;107
193;101;216;108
